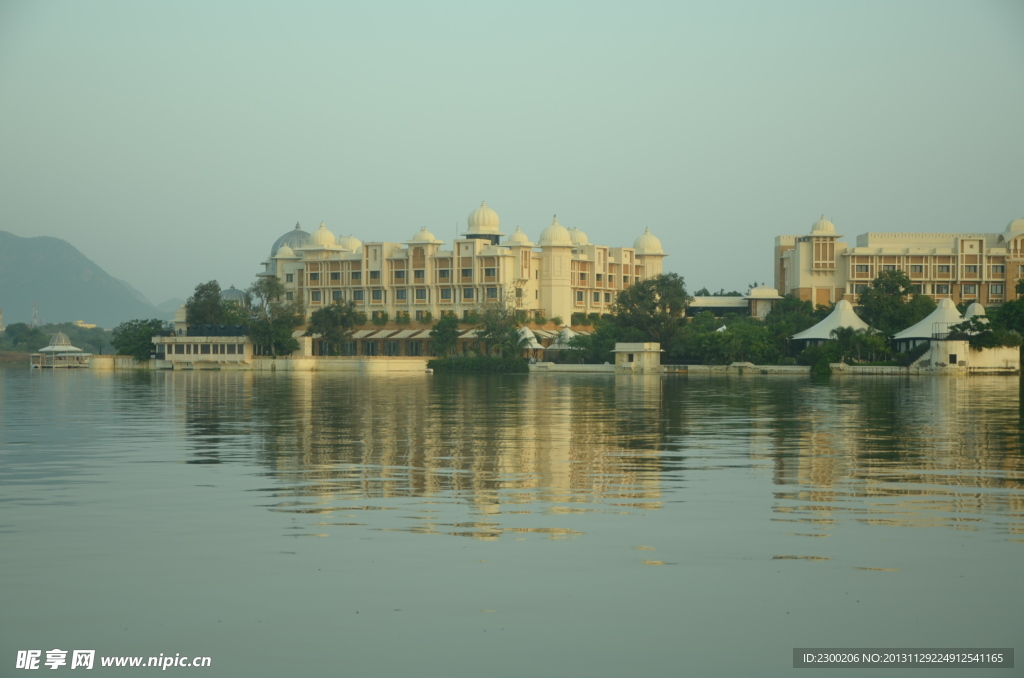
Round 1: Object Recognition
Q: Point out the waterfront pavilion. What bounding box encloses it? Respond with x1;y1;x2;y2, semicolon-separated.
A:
790;299;870;346
892;298;964;352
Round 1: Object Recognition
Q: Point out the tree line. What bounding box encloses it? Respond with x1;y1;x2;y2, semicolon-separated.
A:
108;270;1024;366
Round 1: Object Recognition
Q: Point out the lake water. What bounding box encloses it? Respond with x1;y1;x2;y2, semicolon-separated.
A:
1;366;1021;677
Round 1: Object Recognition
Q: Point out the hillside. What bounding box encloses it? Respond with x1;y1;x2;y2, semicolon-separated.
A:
0;231;166;328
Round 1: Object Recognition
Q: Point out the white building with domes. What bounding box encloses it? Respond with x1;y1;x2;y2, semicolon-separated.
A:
259;202;666;322
776;216;1024;307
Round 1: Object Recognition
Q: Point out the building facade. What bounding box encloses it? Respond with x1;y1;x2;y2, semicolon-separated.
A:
775;216;1024;307
259;202;666;322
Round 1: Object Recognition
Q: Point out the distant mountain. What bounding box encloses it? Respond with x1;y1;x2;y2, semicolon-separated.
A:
0;231;168;328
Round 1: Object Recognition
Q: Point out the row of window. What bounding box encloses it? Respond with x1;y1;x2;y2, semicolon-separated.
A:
298;267;501;283
309;287;503;303
852;283;1004;296
168;343;243;355
854;264;1007;275
576;291;613;304
576;273;634;283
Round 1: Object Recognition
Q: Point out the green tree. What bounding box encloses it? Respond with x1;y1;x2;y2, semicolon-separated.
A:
185;281;224;325
568;319;623;363
429;314;461;357
221;299;252;325
246;278;304;356
476;298;529;357
612;272;691;344
857;270;936;335
1;323;49;352
307;301;365;355
947;317;1023;350
112;319;170;362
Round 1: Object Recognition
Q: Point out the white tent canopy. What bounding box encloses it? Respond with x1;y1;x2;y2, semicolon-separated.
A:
791;300;869;341
545;326;579;350
893;298;964;341
517;326;544;351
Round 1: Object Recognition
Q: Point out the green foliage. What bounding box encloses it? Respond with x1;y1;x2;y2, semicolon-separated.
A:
186;281;223;325
307;301;364;355
246;277;304;357
857;270;936;335
693;287;743;296
612;272;691;345
571;312;589;326
533;314;546;325
427;356;529;373
422;311;433;323
550;316;563;327
947;317;1023;350
829;327;892;363
395;313;411;325
476;300;528;357
371;312;389;326
112;318;171;362
992;295;1024;336
429;314;461;357
185;280;251;326
567;319;622;363
1;323;50;353
811;357;832;377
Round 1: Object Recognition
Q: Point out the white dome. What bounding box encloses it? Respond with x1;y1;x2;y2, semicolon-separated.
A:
409;227;442;244
746;284;782;299
633;227;664;254
506;227;534;246
311;221;336;247
811;215;836;234
1006;218;1024;232
539;216;573;247
964;302;988;321
569;227;589;247
275;244;297;259
467;201;503;235
338;234;362;251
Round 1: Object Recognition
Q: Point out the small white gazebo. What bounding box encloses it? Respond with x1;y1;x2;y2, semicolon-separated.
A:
31;332;92;368
791;300;870;345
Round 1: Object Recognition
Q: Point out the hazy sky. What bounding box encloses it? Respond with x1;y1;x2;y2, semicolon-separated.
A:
1;0;1022;305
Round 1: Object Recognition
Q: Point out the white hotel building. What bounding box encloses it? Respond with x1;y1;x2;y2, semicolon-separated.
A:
776;216;1024;307
259;202;666;322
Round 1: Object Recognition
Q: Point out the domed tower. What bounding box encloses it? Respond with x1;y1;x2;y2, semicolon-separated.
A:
1000;217;1024;259
465;201;505;246
633;227;666;277
270;222;312;257
538;216;574;321
310;221;337;248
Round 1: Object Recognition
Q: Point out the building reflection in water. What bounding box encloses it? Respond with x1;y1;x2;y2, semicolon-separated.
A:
754;376;1024;536
169;371;669;540
166;371;1024;541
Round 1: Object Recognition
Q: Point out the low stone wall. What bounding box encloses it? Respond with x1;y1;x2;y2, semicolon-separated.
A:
830;363;906;375
90;355;150;370
529;362;616;373
667;364;810;376
251;356;428;372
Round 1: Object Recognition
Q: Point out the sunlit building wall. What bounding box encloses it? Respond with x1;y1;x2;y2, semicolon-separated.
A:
775;216;1024;307
260;203;666;322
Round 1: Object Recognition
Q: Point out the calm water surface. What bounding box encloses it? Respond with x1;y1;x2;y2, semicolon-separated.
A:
1;367;1021;677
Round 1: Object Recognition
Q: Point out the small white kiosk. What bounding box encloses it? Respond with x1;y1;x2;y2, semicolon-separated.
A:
613;343;662;373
